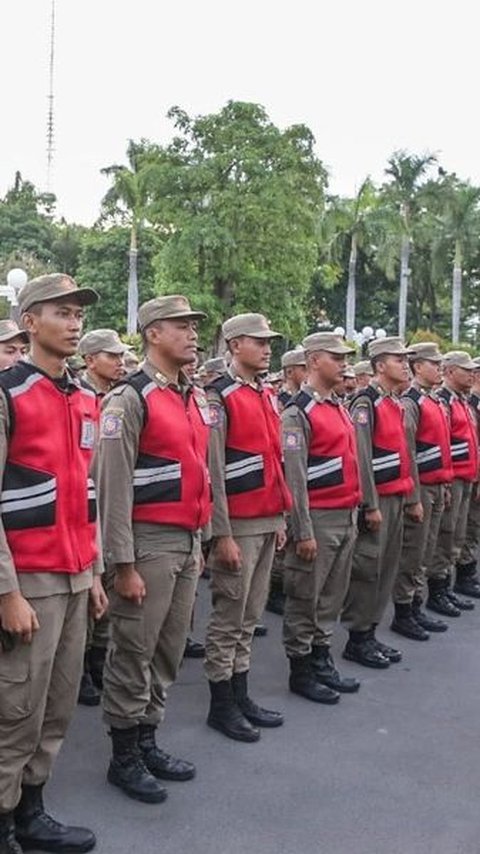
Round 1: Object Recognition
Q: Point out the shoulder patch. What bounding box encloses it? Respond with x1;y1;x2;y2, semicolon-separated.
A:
100;410;124;439
283;428;302;451
353;407;369;425
207;403;225;429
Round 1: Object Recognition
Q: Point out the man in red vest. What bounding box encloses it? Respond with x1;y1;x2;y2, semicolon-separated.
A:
0;321;28;370
392;343;453;639
204;313;292;742
427;351;479;615
454;356;480;598
342;337;415;668
0;273;107;854
281;332;361;702
97;296;211;805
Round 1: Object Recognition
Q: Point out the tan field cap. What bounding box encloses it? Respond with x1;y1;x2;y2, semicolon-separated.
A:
353;360;374;377
138;295;207;331
368;336;409;358
222;313;281;341
343;366;356;379
19;274;98;314
281;349;306;368
472;356;480;368
442;350;477;370
79;328;129;356
203;357;226;374
302;332;355;355
407;342;442;363
0;320;29;344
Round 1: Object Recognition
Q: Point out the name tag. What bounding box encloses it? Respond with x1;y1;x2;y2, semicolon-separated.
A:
80;419;95;449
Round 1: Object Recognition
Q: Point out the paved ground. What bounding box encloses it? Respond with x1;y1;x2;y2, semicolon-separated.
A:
49;580;480;854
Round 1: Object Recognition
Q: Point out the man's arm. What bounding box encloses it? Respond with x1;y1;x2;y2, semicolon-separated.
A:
350;396;378;512
402;396;421;505
206;388;232;538
281;406;314;542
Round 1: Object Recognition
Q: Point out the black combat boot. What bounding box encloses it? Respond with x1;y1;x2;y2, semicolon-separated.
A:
454;562;480;599
412;596;448;632
14;784;95;853
0;813;22;854
426;577;461;617
183;637;205;659
289;656;340;704
445;573;475;610
342;631;390;669
254;624;268;637
77;654;100;707
207;680;260;742
231;671;284;727
370;625;403;662
107;727;168;804
88;646;106;691
310;645;360;693
138;724;195;780
390;603;429;641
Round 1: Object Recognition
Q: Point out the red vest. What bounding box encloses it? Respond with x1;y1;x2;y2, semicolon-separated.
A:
437;387;479;482
292;391;361;509
353;385;413;496
0;362;98;573
211;375;292;518
128;372;211;530
402;387;453;485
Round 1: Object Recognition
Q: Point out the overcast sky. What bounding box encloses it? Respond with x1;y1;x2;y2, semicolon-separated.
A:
1;0;478;224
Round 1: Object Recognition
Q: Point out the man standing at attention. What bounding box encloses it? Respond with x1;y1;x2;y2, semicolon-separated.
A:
0;274;107;854
204;313;292;743
98;296;211;805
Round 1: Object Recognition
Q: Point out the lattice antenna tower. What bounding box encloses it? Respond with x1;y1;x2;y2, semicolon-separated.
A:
46;0;56;193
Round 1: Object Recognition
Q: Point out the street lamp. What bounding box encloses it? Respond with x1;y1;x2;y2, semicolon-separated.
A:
6;268;27;321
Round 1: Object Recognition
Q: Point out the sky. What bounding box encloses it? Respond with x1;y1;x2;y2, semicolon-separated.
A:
1;0;479;224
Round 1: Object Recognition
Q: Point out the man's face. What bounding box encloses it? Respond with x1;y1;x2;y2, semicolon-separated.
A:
287;365;307;389
344;376;357;394
23;299;84;357
231;336;272;373
356;373;371;388
415;359;442;387
471;368;480;393
313;351;347;388
0;336;28;370
86;351;124;383
450;365;474;394
382;354;409;386
148;318;198;365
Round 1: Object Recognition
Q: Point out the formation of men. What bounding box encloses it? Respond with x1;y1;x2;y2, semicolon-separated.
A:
1;272;480;854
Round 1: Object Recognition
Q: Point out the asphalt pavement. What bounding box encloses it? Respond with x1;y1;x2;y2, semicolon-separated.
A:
49;579;480;854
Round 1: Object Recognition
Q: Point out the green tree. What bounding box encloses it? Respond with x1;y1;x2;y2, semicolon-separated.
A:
141;101;327;345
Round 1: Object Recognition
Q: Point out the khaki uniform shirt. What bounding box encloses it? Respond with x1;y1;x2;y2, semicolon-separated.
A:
0;363;101;599
207;364;283;538
97;359;199;566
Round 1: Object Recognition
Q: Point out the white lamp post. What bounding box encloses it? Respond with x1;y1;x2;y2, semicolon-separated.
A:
4;268;28;321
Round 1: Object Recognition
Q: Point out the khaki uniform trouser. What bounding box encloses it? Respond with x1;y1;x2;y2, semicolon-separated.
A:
458;485;480;566
283;508;357;658
342;494;404;633
0;591;88;813
393;483;445;604
429;479;472;580
102;541;201;729
204;532;276;682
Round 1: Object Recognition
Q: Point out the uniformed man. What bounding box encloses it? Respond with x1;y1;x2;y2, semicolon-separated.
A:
454;356;480;598
335;365;357;402
77;329;131;706
278;349;307;408
427;351;479;616
204;313;292;743
79;328;129;396
123;350;140;374
392;343;453;640
0;321;29;370
0;274;107;854
98;295;210;805
342;337;414;668
353;360;374;389
202;357;227;385
282;332;361;703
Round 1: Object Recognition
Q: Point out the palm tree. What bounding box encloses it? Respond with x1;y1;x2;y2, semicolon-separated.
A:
438;179;480;343
384;151;437;338
101;141;148;333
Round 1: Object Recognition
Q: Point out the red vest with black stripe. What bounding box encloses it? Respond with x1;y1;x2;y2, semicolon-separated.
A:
126;371;211;530
292;390;361;509
402;387;453;485
437;386;478;481
0;362;98;573
211;375;292;518
352;385;413;496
